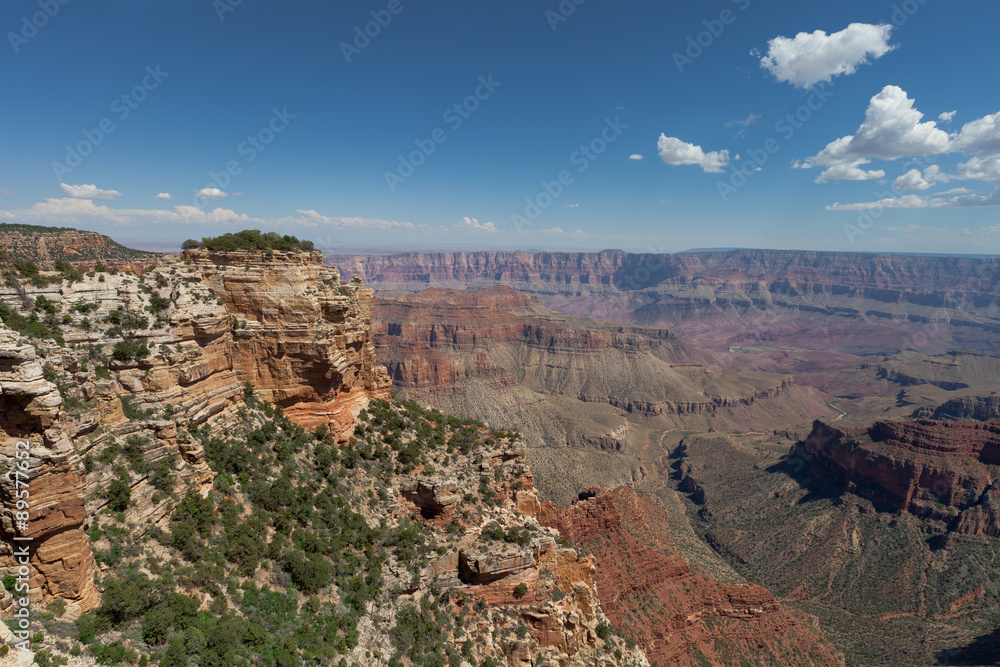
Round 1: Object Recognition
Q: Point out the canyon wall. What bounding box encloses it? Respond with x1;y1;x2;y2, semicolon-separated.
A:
539;486;844;666
372;286;833;450
794;419;1000;535
334;249;1000;355
0;249;390;612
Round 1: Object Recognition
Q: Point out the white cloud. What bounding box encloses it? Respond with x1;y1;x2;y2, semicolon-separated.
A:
196;187;228;200
953;111;1000;158
565;204;579;208
939;110;957;124
894;169;931;191
726;113;762;129
292;210;420;230
0;189;15;196
60;183;123;201
799;86;950;182
956;156;1000;182
454;217;497;232
827;188;1000;210
760;23;895;88
657;134;729;173
155;192;172;200
628;154;644;160
536;227;591;238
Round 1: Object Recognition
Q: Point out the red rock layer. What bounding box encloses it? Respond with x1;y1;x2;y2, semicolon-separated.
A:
540;487;843;667
796;419;1000;534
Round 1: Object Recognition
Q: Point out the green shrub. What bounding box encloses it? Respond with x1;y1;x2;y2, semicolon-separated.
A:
112;340;150;362
195;230;315;253
105;477;131;512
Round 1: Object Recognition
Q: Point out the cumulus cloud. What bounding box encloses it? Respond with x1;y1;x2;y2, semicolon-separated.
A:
196;187;228;200
939;110;957;124
657;134;730;173
760;23;895;88
454;217;497;232
565;204;579;208
628;154;644;160
956;156;1000;182
0;197;254;227
60;183;123;201
155;192;172;200
894;169;931;191
953;111;1000;158
799;86;950;182
0;189;15;196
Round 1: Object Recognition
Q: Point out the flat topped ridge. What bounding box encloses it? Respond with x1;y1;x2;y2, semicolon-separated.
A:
868;419;1000;457
183;248;326;263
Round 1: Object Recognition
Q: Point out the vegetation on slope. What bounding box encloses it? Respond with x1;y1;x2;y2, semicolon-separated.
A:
47;395;591;666
183;230;315;253
0;223;157;264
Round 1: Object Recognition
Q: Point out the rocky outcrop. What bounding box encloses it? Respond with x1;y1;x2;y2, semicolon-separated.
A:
0;330;98;612
387;429;648;666
185;248;391;435
793;419;1000;535
0;225;158;268
540;486;843;667
930;394;1000;421
0;248;391;615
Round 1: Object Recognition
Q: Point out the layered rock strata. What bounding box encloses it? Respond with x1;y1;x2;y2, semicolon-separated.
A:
539;486;844;666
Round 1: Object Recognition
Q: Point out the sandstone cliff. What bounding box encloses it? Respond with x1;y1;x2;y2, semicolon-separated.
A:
0;328;98;613
0;248;389;614
794;419;1000;536
539;486;843;666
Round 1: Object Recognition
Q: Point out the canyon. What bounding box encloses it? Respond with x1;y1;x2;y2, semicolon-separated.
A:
335;246;1000;665
2;231;999;665
333;248;1000;356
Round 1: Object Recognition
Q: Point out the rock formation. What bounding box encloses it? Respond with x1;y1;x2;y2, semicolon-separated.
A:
0;329;98;612
372;286;833;448
0;247;390;613
539;486;844;666
0;224;157;268
794;419;1000;535
333;249;1000;356
184;248;391;435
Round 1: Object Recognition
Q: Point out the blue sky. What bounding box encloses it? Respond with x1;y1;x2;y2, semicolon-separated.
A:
1;0;998;254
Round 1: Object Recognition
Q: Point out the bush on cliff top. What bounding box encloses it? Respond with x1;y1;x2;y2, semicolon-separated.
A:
185;229;315;253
